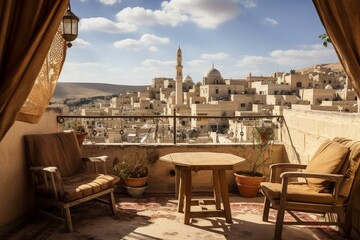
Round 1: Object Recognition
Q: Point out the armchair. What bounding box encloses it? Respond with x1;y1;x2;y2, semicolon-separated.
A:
261;138;360;240
24;132;120;232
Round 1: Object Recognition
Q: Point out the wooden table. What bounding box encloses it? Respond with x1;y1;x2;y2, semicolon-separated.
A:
160;152;245;224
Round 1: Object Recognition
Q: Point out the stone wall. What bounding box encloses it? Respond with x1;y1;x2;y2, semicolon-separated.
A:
82;143;285;194
282;108;360;164
0;109;62;235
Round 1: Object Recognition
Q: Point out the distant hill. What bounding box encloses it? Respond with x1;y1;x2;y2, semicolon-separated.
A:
52;83;148;100
296;62;344;73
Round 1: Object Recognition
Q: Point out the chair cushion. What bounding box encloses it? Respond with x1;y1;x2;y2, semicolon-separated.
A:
305;139;349;193
37;173;120;202
332;137;360;198
24;132;83;177
261;182;334;204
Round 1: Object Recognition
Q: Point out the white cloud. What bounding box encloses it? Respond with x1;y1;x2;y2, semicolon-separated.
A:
116;6;185;27
141;59;175;67
116;0;241;29
187;59;208;66
237;44;338;76
72;38;91;48
239;0;257;8
113;34;169;51
238;55;273;68
65;62;106;68
80;17;137;33
97;0;121;5
262;17;278;25
149;46;159;52
200;52;229;60
140;34;170;45
269;44;336;65
133;59;176;80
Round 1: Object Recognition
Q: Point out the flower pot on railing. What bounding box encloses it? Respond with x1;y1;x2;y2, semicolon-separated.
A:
75;132;87;147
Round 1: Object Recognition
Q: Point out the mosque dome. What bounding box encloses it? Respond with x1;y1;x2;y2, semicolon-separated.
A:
204;65;221;78
183;74;193;82
325;84;333;89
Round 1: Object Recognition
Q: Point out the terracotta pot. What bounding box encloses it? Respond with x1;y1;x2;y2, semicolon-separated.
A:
234;172;265;198
75;132;87;147
124;176;148;188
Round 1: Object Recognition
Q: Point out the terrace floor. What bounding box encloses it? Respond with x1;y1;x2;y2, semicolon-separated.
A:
3;193;345;240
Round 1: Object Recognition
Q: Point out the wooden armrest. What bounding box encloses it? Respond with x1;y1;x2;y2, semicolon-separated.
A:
279;172;343;205
83;156;109;174
30;166;59;173
83;155;109;163
280;171;343;182
270;163;307;170
269;163;307;183
29;166;64;200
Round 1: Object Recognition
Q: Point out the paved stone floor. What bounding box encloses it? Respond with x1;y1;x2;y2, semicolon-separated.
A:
3;193;347;240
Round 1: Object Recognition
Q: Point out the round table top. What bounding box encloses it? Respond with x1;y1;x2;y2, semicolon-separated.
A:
160;152;245;170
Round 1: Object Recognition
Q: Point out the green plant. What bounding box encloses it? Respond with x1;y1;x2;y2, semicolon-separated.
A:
70;121;86;133
113;149;159;179
319;33;331;47
243;119;276;176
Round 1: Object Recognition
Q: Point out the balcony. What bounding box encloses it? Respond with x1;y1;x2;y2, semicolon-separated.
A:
1;107;360;239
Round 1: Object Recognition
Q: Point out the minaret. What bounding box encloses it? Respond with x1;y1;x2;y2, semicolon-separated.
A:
249;72;252;89
175;46;183;105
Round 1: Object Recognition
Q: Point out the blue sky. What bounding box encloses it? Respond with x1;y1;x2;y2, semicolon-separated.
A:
59;0;339;85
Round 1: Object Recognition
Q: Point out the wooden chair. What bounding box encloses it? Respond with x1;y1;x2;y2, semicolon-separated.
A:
24;131;120;232
261;138;360;240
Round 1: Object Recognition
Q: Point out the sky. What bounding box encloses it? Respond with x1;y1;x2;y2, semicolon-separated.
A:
58;0;340;86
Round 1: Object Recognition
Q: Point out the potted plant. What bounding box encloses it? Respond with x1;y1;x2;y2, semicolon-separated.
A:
113;148;159;197
234;119;275;197
70;121;88;147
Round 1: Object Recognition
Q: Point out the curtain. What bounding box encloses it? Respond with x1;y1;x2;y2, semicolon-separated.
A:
0;0;69;141
17;27;67;123
313;0;360;97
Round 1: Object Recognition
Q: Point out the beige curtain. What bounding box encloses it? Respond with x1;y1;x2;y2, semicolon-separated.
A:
313;0;360;97
17;27;67;123
0;0;68;141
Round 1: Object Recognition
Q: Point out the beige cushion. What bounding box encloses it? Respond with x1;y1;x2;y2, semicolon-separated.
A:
332;137;360;198
261;182;334;204
37;173;120;201
305;139;349;192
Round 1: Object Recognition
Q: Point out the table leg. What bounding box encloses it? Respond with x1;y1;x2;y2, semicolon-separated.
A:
177;169;185;213
184;169;192;224
213;170;221;210
218;170;232;223
175;167;180;198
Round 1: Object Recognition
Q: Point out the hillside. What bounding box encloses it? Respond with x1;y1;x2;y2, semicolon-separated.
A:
52;83;148;100
296;62;344;73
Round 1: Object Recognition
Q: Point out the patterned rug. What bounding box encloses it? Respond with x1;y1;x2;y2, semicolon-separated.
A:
2;195;346;240
116;196;346;240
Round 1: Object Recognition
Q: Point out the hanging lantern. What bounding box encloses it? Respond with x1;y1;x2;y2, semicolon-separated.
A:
61;3;79;48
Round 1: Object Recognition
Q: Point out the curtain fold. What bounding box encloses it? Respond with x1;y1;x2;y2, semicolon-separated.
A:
0;0;69;141
313;0;360;97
